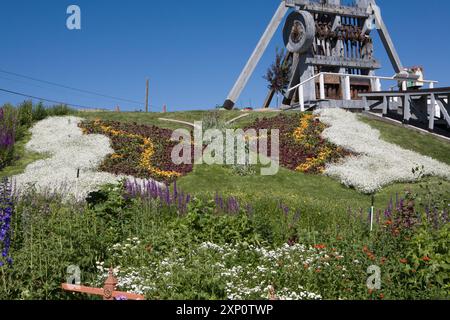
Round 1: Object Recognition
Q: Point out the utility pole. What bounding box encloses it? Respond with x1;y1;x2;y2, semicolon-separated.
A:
145;78;149;113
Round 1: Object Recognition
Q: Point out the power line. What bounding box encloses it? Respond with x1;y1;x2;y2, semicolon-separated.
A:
0;87;107;110
0;68;144;106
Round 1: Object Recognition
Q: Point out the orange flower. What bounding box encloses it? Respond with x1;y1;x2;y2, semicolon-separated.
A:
315;268;322;273
399;258;408;264
380;257;387;265
422;256;431;262
314;244;326;250
385;220;393;226
379;293;385;300
368;289;374;295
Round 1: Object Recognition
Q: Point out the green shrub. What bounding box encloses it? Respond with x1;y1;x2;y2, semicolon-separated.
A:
32;102;47;122
17;101;33;129
48;104;73;117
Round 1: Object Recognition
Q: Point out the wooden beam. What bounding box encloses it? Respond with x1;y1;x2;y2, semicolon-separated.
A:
429;93;436;131
403;94;411;123
382;96;388;115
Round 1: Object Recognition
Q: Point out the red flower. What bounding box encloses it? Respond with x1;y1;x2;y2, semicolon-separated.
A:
399;258;408;264
422;256;431;262
314;244;326;250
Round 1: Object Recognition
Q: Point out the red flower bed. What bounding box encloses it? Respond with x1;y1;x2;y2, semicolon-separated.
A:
79;120;193;183
246;114;351;174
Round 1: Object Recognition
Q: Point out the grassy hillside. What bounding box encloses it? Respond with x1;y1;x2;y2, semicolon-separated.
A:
3;110;449;216
79;110;282;131
359;115;450;165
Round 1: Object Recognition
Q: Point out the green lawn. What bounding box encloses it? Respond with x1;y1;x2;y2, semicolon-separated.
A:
177;163;450;214
359;114;450;165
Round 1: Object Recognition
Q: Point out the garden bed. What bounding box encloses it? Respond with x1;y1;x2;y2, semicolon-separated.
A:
245;113;352;174
79;120;194;183
318;109;450;193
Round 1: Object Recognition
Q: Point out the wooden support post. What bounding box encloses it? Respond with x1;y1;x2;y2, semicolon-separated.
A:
401;81;407;91
403;94;411;123
382;96;388;115
375;77;382;92
344;75;351;101
319;73;326;100
145;79;149;113
363;96;369;111
298;84;305;112
429;93;436;131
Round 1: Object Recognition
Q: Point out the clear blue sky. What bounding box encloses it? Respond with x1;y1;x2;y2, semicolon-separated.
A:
0;0;449;111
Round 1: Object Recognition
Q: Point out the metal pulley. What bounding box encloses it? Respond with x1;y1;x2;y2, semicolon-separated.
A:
283;10;315;54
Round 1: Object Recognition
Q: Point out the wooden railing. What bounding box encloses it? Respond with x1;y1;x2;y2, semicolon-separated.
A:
287;72;438;112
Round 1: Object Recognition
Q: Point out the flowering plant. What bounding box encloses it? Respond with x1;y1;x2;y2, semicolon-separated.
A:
0;178;13;267
80;120;193;183
0;106;17;170
246;114;350;174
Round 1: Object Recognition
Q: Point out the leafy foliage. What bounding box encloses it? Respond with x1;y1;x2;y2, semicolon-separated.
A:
264;48;291;95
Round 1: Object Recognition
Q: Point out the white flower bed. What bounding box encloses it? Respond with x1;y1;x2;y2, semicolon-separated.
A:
13;116;162;201
96;240;332;300
316;108;450;193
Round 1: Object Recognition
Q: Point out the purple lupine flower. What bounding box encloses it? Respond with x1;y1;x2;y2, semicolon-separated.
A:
173;181;178;200
165;185;171;205
227;197;240;214
0;178;14;267
282;204;290;217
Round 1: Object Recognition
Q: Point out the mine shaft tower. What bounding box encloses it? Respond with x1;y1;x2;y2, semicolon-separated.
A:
223;0;417;110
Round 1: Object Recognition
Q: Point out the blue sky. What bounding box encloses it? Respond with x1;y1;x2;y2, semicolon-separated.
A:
0;0;449;111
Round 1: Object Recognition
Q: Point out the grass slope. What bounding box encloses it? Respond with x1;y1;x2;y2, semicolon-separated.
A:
359;115;450;165
177;163;450;215
3;110;449;216
79;110;282;131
